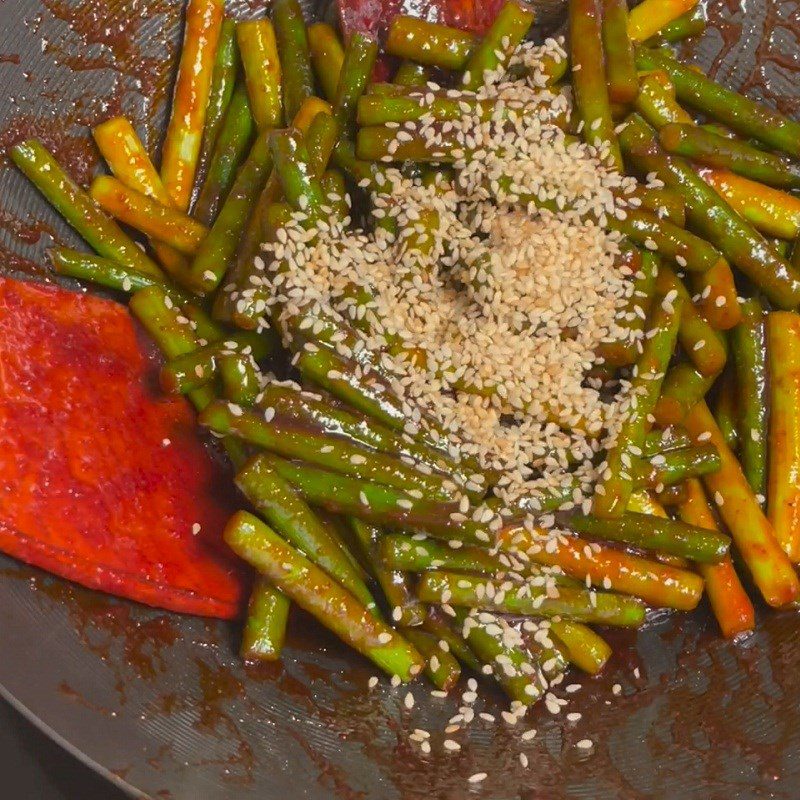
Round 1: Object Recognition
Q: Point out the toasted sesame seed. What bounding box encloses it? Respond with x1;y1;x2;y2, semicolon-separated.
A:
247;50;666;725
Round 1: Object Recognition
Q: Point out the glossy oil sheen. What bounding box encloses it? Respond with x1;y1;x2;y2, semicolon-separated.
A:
1;1;800;798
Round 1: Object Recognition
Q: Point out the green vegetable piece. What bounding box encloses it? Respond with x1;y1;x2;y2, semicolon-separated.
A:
385;16;476;70
635;47;800;159
160;330;273;395
685;401;800;607
240;579;290;662
252;454;488;542
632;444;722;487
713;369;740;451
225;511;424;680
653;362;717;425
593;290;683;516
401;627;460;691
10;139;162;278
237;19;283;130
190;130;273;294
236;456;377;612
419;571;647;627
348;519;426;627
730;298;769;503
270;128;327;219
549;619;610;675
421;610;482;672
643;426;693;456
90;175;208;255
461;0;535;90
606;208;721;273
194;84;256;226
566;510;729;562
333;32;379;137
380;533;580;588
645;3;706;44
659;123;800;190
218;352;262;405
620;113;800;309
393;61;430;87
254;383;470;485
601;0;638;104
308;22;345;101
196;19;240;191
656;264;727;377
452;608;554;705
569;0;623;168
273;0;315;122
48;247;192;306
204;401;454;500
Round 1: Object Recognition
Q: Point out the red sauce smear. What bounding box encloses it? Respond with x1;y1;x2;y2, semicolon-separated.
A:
338;0;505;40
0;277;245;618
337;0;505;79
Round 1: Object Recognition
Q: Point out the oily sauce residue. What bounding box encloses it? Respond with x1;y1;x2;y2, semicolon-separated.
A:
0;207;64;277
6;550;800;799
0;0;176;170
0;241;50;278
0;207;61;246
692;0;800;116
33;575;181;691
40;0;172;100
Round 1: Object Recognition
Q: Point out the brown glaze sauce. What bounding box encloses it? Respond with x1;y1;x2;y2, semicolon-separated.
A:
4;558;799;798
696;0;800;116
1;0;177;172
0;241;50;278
31;575;181;693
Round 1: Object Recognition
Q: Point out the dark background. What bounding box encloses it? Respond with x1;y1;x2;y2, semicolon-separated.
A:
1;699;128;799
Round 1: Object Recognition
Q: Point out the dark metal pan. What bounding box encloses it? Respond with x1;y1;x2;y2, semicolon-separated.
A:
1;0;799;797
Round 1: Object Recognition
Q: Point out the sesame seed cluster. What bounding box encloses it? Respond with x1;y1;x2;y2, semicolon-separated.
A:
212;45;668;753
235;38;642;520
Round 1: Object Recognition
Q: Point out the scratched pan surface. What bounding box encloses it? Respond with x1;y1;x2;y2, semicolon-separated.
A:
1;0;800;798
